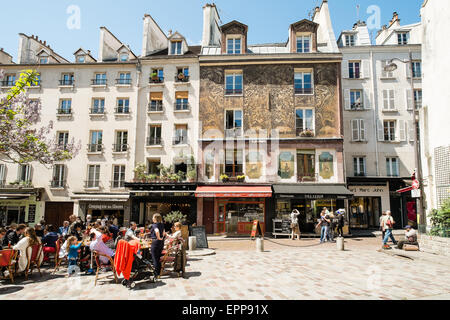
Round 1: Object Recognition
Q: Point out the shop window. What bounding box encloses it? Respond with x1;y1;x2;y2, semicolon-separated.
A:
246;151;263;180
1;206;26;225
278;151;295;179
297;150;316;182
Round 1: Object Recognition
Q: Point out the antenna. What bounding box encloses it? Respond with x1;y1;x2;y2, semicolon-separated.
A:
356;4;360;21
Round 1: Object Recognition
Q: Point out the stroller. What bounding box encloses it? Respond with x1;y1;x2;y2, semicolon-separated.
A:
121;252;156;289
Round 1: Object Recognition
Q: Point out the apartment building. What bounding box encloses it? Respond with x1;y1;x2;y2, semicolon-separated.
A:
195;1;352;235
338;13;422;229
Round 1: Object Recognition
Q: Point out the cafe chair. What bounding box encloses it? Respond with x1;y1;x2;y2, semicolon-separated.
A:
53;239;67;274
25;244;43;280
160;239;186;278
93;250;118;286
0;249;19;284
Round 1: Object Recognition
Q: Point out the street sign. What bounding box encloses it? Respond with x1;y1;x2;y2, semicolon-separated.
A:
412;179;420;190
412;189;421;198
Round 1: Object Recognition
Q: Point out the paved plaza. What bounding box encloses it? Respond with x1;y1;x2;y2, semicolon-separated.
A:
1;237;449;300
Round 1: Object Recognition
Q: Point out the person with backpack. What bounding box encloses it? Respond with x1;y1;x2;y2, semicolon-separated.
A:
336;210;345;237
381;210;398;249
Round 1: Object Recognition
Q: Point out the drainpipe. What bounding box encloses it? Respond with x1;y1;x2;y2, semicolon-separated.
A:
370;49;380;177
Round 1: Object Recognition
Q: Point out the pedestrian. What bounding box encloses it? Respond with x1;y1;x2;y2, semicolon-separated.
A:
150;213;166;278
66;236;82;277
381;210;397;249
319;208;331;243
379;211;387;240
337;210;345;237
328;211;336;242
397;225;419;250
290;209;301;240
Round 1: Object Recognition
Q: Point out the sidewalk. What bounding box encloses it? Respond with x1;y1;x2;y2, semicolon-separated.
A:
381;247;450;267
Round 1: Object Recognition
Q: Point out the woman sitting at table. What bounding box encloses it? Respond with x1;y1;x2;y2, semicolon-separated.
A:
89;230;114;265
150;214;166;278
13;227;43;273
165;222;184;250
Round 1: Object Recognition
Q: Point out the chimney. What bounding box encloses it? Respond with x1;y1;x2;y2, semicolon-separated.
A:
389;12;400;27
168;30;172;37
201;3;221;47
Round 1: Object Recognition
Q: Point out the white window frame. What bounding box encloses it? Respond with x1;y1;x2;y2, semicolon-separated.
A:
225;71;243;95
383;120;396;141
18;164;32;183
381;60;395;78
0;164;6;185
350;90;363;110
295;108;315;136
174;124;188;145
414;89;422;109
52;164;66;188
115;131;128;152
225;109;243;138
170;41;182;55
76;55;85;63
148;124;162;146
353;157;366;176
112;165;126;189
397;32;409;45
226;35;242;54
57;132;69;150
87;165;101;188
382;90;396;111
119;53;129;62
412;61;421;79
294;70;314;95
386;157;399;177
345;34;355;47
296;34;312;53
351;119;366;142
348;61;361;79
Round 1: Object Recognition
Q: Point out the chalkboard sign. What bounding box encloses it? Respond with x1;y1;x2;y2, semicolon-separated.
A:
281;220;291;233
190;226;208;249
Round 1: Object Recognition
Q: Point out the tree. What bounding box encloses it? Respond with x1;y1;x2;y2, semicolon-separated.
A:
0;69;80;164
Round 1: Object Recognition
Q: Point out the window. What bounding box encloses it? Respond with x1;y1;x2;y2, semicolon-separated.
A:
297;150;316;181
112;165;126;188
350;90;363;110
294;72;313;94
176;67;189;82
227;36;242;54
58;99;72;114
33;74;41;86
353;157;366;176
382;90;395;110
92;98;105;114
414;89;422;109
147;159;161;176
116;98;130;114
397;32;409;45
175;92;189;111
0;164;6;186
60;74;74;86
345;34;355;47
149;92;163;112
117;73;131;85
383;121;396;141
148;125;162;146
150;68;164;83
57;132;69;150
87;165;100;188
3;74;16;86
295;109;314;136
225;110;243;138
296;35;311;53
89;131;103;153
18;164;32;183
39;57;49;64
223;148;243;177
119;53;128;62
76;55;85;63
381;60;394;78
51;165;66;188
351;119;366;142
225;72;243;95
349;61;361;79
171;41;182;55
174;124;188;145
412;62;421;78
114;131;128;152
386;158;399;177
93;73;107;85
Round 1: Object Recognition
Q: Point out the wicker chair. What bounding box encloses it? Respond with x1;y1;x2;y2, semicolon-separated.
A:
93;250;118;286
0;249;19;284
25;243;43;280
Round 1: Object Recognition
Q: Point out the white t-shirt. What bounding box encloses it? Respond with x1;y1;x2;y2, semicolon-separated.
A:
291;212;300;224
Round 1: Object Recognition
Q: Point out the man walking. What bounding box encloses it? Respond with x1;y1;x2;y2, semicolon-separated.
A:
381;210;397;249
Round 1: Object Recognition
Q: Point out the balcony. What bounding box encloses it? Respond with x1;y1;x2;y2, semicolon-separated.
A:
113;144;128;153
149;76;164;84
87;144;103;153
225;128;243;139
50;180;66;189
0;80;16;88
174;103;190;112
297;174;318;183
114;107;130;115
56;108;72;117
84;180;101;189
174;75;190;83
173;136;188;146
58;79;74;87
111;180;125;189
91;79;107;87
350;103;364;111
148;101;164;113
89;108;106;116
147;137;163;147
26;80;41;88
294;87;313;95
115;79;132;86
225;88;242;96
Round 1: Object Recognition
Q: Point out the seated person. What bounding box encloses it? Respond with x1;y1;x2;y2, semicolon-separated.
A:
5;224;26;247
165;222;185;250
42;225;60;261
70;223;84;241
397;225;419;250
34;224;44;238
89;231;115;265
0;228;6;248
58;221;70;237
125;222;140;242
107;220;119;240
59;234;70;259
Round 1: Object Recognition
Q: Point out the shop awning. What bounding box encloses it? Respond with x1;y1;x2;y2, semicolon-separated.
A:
195;186;272;198
0;193;33;200
70;194;130;202
273;184;353;199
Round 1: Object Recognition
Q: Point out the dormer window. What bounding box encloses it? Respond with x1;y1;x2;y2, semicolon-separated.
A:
227;36;242;54
39;57;49;64
76;55;85;63
170;41;182;55
119;53;129;62
345;34;355;47
397;32;409;45
296;34;311;53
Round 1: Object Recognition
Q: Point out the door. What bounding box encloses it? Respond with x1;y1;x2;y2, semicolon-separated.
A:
45;202;74;227
203;200;215;234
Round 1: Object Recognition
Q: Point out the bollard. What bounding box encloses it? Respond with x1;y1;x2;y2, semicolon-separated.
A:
336;236;345;251
256;237;264;252
188;236;197;251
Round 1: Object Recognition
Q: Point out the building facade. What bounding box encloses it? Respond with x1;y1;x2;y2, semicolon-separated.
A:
338;14;422;229
196;2;352;235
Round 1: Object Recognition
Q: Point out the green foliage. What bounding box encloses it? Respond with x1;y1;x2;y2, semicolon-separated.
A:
237;175;246;182
429;199;450;237
164;211;187;224
220;174;229;182
133;163;147;181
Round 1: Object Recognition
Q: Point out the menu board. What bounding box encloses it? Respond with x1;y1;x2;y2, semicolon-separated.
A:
190;226;208;249
281;220;291;233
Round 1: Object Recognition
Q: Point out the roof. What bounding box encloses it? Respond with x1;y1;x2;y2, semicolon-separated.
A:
141;45;201;59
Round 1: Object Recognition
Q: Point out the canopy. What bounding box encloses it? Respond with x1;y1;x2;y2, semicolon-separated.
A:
273;184;353;199
195;186;272;198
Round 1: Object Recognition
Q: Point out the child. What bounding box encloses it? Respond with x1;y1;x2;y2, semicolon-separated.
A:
66;236;82;277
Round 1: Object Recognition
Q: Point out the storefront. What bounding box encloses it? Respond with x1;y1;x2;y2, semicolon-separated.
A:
126;183;197;227
272;184;353;234
0;188;44;226
195;185;273;235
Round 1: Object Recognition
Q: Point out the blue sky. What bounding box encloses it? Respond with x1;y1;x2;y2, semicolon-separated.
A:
0;0;423;61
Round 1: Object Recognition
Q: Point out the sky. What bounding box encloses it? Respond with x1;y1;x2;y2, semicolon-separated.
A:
0;0;424;61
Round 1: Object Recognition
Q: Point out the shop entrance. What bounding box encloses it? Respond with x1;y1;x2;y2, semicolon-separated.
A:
90;209;124;226
349;197;381;229
45;202;74;227
217;199;265;235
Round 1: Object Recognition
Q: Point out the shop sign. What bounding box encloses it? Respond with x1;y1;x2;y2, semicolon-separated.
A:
349;186;387;195
305;194;325;199
87;203;125;210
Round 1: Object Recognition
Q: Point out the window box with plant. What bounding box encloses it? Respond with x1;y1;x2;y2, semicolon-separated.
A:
220;174;230;183
299;129;315;137
236;175;246;183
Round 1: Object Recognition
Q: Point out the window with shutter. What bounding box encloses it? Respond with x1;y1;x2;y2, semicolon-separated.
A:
351;119;360;141
408;120;416;142
377;120;385;141
344;89;351;110
406;89;413;111
399;120;407;141
359;120;366;141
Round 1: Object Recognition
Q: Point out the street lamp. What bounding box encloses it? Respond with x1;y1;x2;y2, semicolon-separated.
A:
384;52;426;233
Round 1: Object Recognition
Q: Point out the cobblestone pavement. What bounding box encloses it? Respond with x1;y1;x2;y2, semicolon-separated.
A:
1;238;449;300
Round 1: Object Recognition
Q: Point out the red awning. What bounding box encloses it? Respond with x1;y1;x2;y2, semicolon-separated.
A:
195;186;272;198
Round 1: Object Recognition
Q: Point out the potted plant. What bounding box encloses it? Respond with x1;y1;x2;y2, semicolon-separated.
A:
300;129;315;138
186;169;197;182
220;174;230;183
177;73;185;81
237;175;246;183
151;71;159;81
133;163;147;182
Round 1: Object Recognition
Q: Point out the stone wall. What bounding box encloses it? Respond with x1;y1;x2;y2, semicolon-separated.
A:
418;234;450;257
